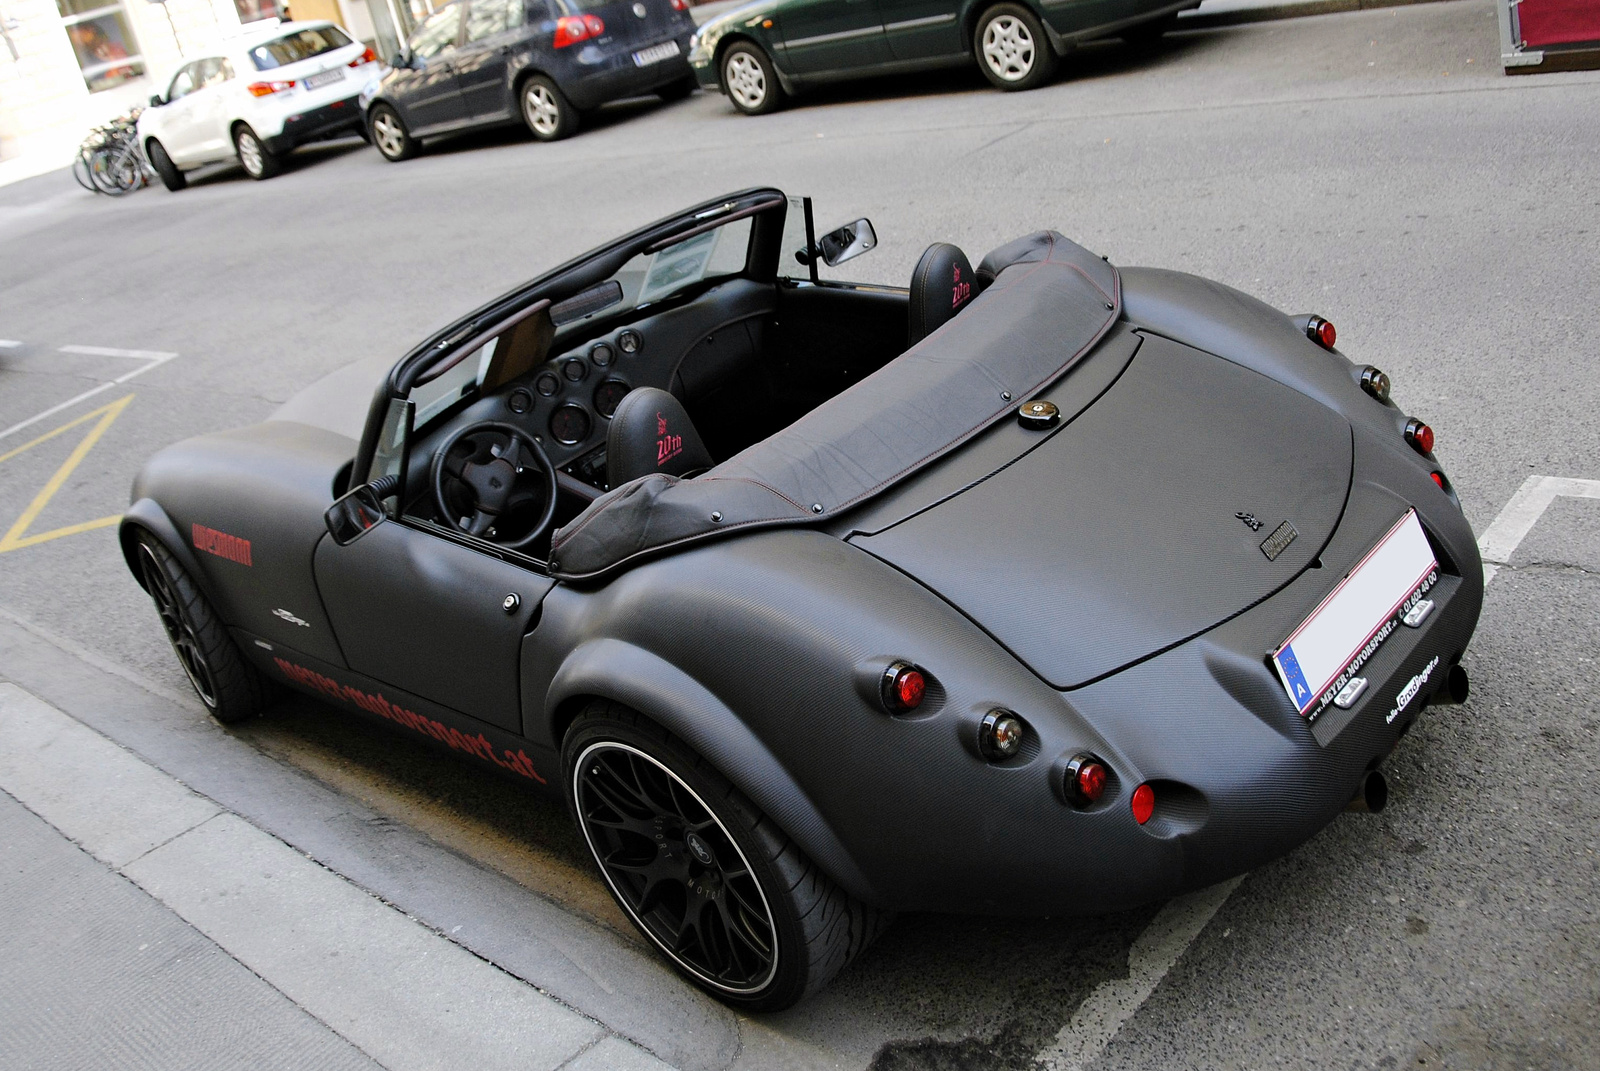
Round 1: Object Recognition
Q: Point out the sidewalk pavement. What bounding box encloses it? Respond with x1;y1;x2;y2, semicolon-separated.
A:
0;682;674;1071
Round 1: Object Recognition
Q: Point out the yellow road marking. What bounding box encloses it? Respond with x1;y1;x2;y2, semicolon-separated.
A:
0;394;133;554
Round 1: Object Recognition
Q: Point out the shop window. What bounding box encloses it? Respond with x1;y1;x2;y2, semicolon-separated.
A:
58;0;144;92
233;0;285;23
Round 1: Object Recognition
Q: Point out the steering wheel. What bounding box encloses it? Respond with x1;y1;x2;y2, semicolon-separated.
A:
430;420;559;550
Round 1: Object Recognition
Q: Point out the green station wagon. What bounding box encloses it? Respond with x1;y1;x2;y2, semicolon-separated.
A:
688;0;1196;112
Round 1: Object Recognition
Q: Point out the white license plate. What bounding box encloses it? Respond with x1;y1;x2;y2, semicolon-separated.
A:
1272;510;1439;721
304;68;345;90
633;40;681;67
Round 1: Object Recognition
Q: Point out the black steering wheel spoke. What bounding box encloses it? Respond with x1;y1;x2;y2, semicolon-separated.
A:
430;420;560;551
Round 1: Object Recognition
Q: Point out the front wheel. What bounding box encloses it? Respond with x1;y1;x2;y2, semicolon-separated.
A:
146;138;186;191
564;702;888;1010
234;124;281;180
520;75;579;141
368;104;418;161
974;4;1059;91
136;536;275;723
720;43;784;115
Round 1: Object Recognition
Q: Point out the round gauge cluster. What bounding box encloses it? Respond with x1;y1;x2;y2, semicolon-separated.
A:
514;326;646;452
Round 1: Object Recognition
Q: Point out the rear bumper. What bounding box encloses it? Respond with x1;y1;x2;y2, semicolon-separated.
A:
561;33;695;110
262;94;366;154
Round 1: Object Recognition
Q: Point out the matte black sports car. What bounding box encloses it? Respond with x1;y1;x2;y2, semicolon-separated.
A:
122;189;1481;1010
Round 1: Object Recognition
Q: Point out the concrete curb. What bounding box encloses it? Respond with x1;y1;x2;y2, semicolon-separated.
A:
1175;0;1453;32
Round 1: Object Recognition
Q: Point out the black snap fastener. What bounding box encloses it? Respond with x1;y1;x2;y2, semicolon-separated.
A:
502;593;520;613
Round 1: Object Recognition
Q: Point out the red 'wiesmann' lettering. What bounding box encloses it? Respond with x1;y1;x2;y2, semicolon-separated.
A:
192;523;252;566
272;657;546;783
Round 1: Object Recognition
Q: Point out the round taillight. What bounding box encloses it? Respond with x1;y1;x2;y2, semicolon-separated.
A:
1359;365;1390;402
1063;754;1107;805
1404;418;1435;455
881;662;926;713
1306;316;1337;350
978;710;1025;760
1430;472;1445;489
1131;783;1155;825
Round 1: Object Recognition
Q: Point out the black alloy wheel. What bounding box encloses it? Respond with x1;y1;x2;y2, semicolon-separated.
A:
137;537;274;723
720;42;784;115
369;104;418;161
564;703;888;1010
234;124;281;180
146;138;186;191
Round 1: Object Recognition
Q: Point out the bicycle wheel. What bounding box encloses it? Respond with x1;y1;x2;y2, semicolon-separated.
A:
98;142;143;195
72;150;99;193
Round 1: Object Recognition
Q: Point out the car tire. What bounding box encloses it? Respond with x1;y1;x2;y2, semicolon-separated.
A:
369;104;418;161
656;73;698;102
520;75;579;141
973;4;1059;91
720;42;784;116
233;124;281;180
563;701;889;1010
135;535;275;724
145;138;186;192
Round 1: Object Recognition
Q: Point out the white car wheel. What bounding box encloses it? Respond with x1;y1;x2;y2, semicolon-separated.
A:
982;15;1035;83
726;53;766;110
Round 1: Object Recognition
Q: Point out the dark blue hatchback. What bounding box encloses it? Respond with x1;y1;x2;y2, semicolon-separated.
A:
363;0;696;158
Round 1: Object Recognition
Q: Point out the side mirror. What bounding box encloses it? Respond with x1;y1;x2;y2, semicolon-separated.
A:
817;218;876;267
324;484;387;546
149;94;165;107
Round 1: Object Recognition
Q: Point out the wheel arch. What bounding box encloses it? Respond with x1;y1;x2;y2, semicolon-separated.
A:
543;637;881;905
963;0;1069;57
120;498;215;602
713;33;798;96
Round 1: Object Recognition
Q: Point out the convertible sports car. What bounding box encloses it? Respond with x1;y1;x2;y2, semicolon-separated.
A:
123;189;1481;1010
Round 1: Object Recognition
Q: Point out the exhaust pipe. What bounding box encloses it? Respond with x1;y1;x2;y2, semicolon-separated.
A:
1430;664;1470;706
1346;769;1389;814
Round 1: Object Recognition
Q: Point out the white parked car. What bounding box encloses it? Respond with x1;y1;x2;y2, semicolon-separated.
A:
137;20;379;189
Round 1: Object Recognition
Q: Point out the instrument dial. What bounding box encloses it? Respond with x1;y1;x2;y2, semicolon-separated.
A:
507;388;533;414
593;379;630;418
617;329;643;355
590;342;614;368
562;357;587;383
534;371;560;397
549;404;592;445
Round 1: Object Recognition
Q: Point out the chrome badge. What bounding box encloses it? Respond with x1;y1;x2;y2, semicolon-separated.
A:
633;2;647;15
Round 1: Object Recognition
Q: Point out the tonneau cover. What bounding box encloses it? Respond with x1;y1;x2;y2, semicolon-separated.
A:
548;231;1121;581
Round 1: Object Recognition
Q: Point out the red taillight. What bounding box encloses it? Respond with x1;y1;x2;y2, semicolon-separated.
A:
1131;783;1155;825
881;661;925;713
553;14;604;47
248;80;295;96
349;46;377;68
1430;472;1445;489
1064;755;1107;806
671;0;688;9
1404;418;1435;455
1306;316;1336;350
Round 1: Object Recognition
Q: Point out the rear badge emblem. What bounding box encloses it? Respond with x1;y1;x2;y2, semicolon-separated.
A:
633;2;646;15
1016;399;1059;430
1235;511;1263;532
273;608;311;628
1260;520;1298;561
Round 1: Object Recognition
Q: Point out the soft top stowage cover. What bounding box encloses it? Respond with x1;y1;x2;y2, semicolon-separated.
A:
548;231;1121;581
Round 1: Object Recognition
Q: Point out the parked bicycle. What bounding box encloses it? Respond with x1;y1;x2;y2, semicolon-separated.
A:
73;108;148;197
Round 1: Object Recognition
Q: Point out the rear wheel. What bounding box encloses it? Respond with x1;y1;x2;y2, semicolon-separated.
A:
145;139;186;191
136;536;274;723
369;104;418;161
720;42;784;115
564;702;888;1010
234;124;281;180
974;4;1058;91
520;75;579;141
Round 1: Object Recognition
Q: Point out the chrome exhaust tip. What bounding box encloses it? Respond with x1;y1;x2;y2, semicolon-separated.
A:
1346;769;1389;814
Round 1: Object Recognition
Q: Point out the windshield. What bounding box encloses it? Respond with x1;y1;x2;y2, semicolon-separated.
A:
556;216;754;330
409;338;497;427
249;26;352;70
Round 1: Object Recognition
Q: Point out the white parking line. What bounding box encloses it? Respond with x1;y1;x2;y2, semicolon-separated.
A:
57;344;179;361
0;350;176;444
1029;474;1592;1070
0;339;21;349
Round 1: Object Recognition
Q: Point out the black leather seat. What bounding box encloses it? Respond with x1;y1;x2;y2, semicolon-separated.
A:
908;242;977;347
606;386;714;488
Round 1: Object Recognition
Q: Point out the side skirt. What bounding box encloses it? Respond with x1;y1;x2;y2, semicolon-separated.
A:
233;629;562;796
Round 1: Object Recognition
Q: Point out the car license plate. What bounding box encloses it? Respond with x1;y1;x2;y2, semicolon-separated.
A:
633;40;681;67
304;68;345;90
1272;509;1439;722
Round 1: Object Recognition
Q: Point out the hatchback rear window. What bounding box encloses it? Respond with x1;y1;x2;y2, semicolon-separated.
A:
248;26;352;70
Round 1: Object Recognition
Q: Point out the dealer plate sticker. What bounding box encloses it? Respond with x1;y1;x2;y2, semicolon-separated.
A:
1273;509;1438;722
304;68;345;89
633;40;681;66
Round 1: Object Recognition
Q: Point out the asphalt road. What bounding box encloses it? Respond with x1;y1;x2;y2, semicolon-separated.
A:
2;1;1598;1068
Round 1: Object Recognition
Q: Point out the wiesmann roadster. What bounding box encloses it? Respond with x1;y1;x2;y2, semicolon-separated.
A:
124;189;1481;1009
